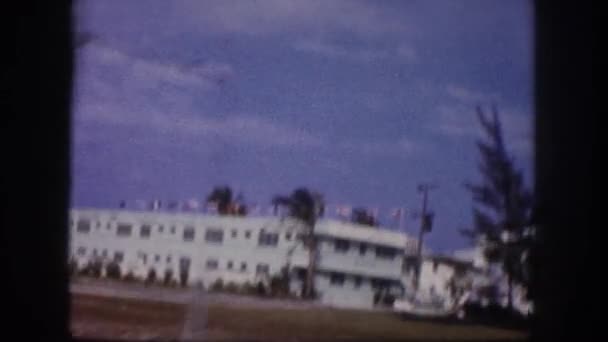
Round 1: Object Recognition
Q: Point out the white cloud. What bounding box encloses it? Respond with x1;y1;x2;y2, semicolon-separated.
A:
293;39;417;63
74;43;326;150
396;44;418;62
171;0;410;38
433;101;533;160
445;84;501;104
338;137;420;158
80;43;234;91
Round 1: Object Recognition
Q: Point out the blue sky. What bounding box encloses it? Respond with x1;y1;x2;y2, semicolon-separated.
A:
71;0;534;253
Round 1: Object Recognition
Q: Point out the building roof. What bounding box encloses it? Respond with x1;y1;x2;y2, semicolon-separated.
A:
315;219;414;249
72;208;418;250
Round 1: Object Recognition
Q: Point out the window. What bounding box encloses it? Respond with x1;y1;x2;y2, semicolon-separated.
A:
285;232;292;241
114;251;124;262
77;247;86;256
205;228;224;243
375;246;397;260
227;261;233;270
92;249;98;257
433;261;439;273
158;225;164;233
183;227;195;241
166;255;172;263
334;239;350;253
106;222;111;230
240;262;247;272
170;226;176;234
140;225;151;238
371;278;389;289
231;230;237;238
245;230;252;239
95;221;101;229
155;254;160;262
101;249;107;257
354;276;363;288
138;252;147;265
256;263;269;275
258;231;279;247
359;243;368;255
206;259;219;270
76;219;90;233
330;273;345;286
116;224;132;237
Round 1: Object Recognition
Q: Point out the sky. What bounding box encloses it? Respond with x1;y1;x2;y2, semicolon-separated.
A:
71;0;535;253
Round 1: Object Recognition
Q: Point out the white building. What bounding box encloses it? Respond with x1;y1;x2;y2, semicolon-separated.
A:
69;208;422;310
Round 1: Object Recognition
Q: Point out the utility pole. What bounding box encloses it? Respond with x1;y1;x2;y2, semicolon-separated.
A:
414;183;437;291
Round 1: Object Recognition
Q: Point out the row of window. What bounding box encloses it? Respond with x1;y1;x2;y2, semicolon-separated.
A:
204;258;270;275
76;247;178;265
75;220;295;247
328;273;396;290
333;239;398;260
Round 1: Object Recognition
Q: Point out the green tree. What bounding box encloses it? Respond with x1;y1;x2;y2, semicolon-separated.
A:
272;188;324;299
462;105;533;311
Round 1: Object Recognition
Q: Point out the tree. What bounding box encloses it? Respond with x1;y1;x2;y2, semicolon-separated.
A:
206;186;247;215
462;105;533;311
272;188;324;299
351;207;377;227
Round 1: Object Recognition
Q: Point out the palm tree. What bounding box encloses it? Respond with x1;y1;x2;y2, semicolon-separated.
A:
206;186;247;215
351;207;377;227
461;105;533;311
272;188;324;299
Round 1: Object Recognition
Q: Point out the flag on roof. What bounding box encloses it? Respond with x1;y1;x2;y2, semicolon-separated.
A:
167;201;179;210
183;198;200;211
336;205;351;218
390;207;404;218
249;204;261;215
149;200;162;211
205;201;218;214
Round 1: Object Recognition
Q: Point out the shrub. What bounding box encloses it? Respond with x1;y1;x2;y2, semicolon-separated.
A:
210;278;224;292
256;281;267;296
163;269;174;286
105;261;122;279
224;282;239;294
145;268;157;285
239;282;257;295
123;271;137;283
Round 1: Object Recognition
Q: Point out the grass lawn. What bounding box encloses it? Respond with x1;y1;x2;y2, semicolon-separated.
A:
71;293;527;340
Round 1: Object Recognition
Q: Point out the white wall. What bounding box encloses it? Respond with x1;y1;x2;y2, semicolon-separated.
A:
69;208;417;310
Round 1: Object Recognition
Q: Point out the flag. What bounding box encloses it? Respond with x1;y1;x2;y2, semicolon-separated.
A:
368;207;379;219
336;205;351;218
249;204;261;215
183;199;200;211
390;208;404;219
205;201;218;214
149;199;161;211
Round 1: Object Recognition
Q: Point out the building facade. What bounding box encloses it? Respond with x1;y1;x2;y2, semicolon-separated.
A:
69;208;420;309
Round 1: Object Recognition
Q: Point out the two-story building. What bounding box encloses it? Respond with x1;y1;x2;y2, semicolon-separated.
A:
69;208;420;310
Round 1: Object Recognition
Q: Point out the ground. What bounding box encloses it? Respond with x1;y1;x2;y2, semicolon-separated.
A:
71;291;527;340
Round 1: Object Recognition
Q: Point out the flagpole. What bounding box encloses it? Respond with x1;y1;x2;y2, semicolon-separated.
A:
399;207;404;233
